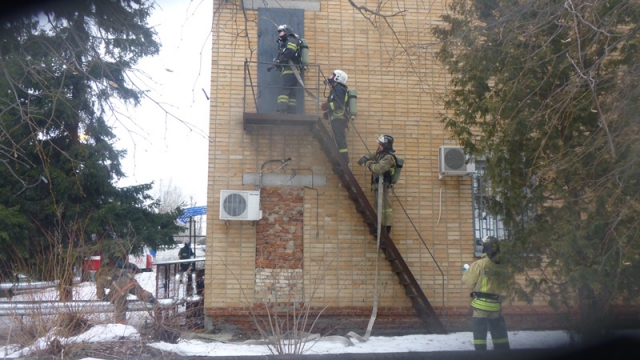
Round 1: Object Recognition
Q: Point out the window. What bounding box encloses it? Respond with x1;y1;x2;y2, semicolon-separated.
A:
471;158;506;257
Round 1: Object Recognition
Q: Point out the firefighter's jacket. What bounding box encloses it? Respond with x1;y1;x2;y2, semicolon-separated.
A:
365;150;397;190
462;254;504;314
276;35;300;75
326;83;348;120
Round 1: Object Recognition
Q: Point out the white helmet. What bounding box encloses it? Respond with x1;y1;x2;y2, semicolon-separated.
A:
331;70;348;85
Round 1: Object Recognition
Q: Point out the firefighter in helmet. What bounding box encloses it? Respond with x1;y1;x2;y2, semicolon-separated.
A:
358;135;397;235
274;24;301;114
178;241;194;272
462;236;510;350
321;70;350;165
96;254;156;324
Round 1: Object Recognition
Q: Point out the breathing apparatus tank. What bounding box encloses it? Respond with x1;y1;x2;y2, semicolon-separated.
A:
346;88;357;117
390;155;404;185
298;38;309;66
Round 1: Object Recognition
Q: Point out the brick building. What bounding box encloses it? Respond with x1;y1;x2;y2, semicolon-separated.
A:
204;0;563;336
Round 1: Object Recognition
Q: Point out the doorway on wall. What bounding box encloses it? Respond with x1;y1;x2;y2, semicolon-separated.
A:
256;8;305;114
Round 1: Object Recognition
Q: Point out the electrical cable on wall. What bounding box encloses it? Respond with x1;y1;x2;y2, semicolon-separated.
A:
292;167;320;238
437;187;443;225
392;187;446;320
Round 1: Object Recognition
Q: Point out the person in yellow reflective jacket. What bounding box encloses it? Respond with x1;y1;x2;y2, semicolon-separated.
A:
462;236;510;350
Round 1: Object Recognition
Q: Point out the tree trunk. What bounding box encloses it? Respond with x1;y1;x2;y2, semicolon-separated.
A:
59;264;74;302
577;284;607;342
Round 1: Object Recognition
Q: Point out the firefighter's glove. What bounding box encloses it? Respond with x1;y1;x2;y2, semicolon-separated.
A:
358;156;368;166
321;102;328;111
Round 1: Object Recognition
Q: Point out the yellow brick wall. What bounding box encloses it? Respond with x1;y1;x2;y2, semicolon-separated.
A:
205;0;520;315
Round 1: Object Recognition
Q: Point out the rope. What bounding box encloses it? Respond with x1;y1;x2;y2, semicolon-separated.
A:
392;187;446;319
290;61;322;105
350;122;374;156
290;63;374;163
285;66;425;336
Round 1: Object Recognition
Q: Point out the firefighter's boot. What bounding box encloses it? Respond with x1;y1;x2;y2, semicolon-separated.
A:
277;102;288;113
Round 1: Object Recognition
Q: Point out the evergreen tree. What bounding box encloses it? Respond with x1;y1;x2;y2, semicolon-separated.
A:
433;0;640;339
0;1;181;297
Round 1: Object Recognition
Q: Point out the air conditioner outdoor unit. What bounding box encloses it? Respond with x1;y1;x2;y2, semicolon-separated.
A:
439;146;475;179
219;190;262;221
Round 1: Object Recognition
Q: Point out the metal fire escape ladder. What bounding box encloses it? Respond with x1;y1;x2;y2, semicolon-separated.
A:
310;120;447;334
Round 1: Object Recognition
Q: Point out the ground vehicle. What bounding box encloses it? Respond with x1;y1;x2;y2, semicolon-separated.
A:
82;248;154;281
128;249;154;272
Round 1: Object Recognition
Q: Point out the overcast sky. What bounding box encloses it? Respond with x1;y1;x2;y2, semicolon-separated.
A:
113;0;212;209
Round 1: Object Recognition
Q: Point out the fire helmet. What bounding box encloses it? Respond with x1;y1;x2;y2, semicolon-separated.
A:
277;24;294;39
377;134;394;151
331;70;348;85
481;235;500;259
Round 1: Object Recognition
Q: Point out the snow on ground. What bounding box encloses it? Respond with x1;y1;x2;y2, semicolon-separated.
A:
0;248;587;358
0;324;573;358
147;330;572;357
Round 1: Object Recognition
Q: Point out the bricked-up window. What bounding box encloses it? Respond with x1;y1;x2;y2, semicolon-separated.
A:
472;158;506;257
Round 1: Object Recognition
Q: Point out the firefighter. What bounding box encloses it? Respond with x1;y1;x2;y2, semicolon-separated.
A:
358;135;397;235
321;69;351;165
274;24;301;114
462;236;510;350
178;241;194;272
96;255;156;324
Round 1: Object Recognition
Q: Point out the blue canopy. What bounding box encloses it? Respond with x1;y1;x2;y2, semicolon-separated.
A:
177;206;207;225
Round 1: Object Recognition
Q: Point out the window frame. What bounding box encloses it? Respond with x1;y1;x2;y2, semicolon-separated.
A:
471;158;506;257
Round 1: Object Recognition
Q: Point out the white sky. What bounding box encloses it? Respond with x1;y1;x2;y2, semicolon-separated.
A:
0;250;578;358
113;0;212;208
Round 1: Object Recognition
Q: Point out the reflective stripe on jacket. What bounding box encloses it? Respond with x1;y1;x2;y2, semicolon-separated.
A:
462;254;503;312
277;35;300;75
327;83;348;119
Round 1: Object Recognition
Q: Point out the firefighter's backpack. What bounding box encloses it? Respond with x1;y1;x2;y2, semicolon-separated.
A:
390;155;404;185
346;88;357;117
296;38;309;66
